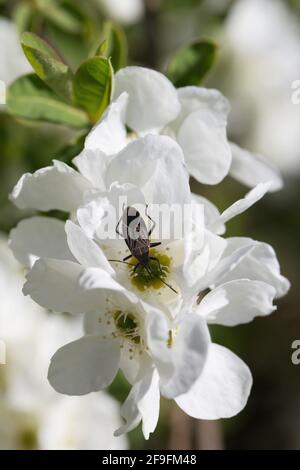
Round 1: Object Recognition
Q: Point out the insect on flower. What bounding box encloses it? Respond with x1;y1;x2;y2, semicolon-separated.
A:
109;205;178;293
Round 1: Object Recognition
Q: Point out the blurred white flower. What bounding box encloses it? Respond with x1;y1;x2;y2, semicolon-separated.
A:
222;0;300;175
99;0;144;25
0;235;128;449
0;18;31;87
39;393;128;450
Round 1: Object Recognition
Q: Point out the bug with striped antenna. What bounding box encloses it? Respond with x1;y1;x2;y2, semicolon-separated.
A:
108;205;178;294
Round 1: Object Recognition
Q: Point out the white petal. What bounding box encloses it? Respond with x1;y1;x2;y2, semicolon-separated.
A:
146;308;210;398
114;67;180;134
204;230;228;273
172;87;231;185
23;259;128;314
229;142;283;192
23;259;88;314
194;242;257;293
77;196;110;239
65;220;114;274
173;86;231;132
10;160;91;212
9;216;74;268
73;149;111;191
114;367;160;439
84;92;128;154
79;267;138;304
215;237;290;298
192;193;225;235
183;241;210;291
146;309;174;385
176;344;252;419
177;109;232;184
138;370;160;440
77;183;146;241
106;134;190;205
162;314;210;399
48;335;120;395
182;203;207;288
83;294;142;385
183;228;227;290
119;351;142;385
214;181;273;228
198;279;276;326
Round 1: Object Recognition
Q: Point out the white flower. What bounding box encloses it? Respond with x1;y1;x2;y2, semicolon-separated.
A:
9;131;197;310
11;179;275;315
0;234;128;449
48;295;212;439
7;217;215;439
10;131;190;212
112;66;283;189
9;75;283;212
8;62;290;440
98;0;144;26
0;18;31;87
222;0;300;175
114;230;289;434
9;214;211;400
39;393;128;450
9;174;289;438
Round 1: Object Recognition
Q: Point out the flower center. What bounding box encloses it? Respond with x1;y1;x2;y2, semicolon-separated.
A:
128;249;172;292
113;310;141;345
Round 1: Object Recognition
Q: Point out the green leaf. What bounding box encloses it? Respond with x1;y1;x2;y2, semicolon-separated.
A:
7;74;89;129
73;56;113;123
21;32;74;102
167;39;218;87
13;3;33;33
21;31;61;59
35;0;82;34
95;21;128;71
95;39;108;57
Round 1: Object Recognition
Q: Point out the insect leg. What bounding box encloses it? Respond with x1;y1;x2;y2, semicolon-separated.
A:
144;264;154;280
160;279;178;294
134;263;141;273
149;257;163;275
150;242;161;248
149;257;178;294
123;254;133;262
108;259;136;267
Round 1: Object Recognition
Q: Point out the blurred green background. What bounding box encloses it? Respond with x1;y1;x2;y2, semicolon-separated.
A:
0;0;299;449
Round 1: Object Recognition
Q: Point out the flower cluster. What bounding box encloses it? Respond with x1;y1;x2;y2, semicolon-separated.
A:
9;67;289;439
0;235;127;449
